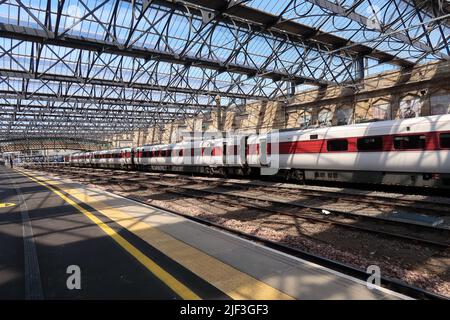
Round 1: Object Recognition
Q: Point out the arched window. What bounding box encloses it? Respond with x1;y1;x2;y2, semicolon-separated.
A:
372;102;391;120
318;108;333;127
430;93;450;115
297;111;311;129
336;108;353;125
399;95;423;118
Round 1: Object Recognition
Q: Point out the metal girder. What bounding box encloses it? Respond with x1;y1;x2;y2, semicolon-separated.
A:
0;111;174;124
0;123;164;138
411;0;450;20
0;0;448;141
0;137;111;152
0;102;188;118
297;0;449;60
165;0;416;67
0;68;267;101
0;88;214;110
0;0;364;85
0;23;326;86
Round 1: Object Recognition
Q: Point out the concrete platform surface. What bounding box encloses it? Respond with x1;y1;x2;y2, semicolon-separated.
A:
0;166;410;300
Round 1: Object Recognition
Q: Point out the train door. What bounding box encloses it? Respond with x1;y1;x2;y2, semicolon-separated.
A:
259;138;270;166
222;142;227;166
241;136;248;166
131;148;135;168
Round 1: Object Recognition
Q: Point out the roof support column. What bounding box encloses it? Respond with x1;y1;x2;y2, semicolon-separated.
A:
215;94;222;132
356;57;366;81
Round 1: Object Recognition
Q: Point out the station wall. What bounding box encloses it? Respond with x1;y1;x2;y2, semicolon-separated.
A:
108;60;450;147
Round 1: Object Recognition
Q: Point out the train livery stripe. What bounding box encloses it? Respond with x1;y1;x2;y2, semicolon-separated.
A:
17;169;201;300
247;130;450;155
20;169;295;300
79;130;450;161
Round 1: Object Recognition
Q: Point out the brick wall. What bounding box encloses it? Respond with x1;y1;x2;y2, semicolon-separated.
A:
107;60;450;146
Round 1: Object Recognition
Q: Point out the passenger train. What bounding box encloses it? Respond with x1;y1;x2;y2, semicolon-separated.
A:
65;115;450;188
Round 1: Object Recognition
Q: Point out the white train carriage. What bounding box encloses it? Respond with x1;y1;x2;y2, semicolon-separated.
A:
136;142;199;172
169;141;189;168
248;114;450;187
135;135;249;175
201;134;249;175
70;152;86;167
135;139;215;173
224;134;248;170
91;150;101;168
65;115;450;188
91;148;131;169
135;144;171;169
93;150;109;168
120;147;134;169
199;137;225;172
85;152;94;167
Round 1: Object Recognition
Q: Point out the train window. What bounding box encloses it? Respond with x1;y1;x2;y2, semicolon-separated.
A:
357;136;383;151
327;139;348;151
393;135;426;150
441;133;450;148
310;134;318;140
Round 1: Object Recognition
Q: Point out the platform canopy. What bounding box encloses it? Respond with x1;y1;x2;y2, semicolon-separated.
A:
0;136;111;152
0;0;449;139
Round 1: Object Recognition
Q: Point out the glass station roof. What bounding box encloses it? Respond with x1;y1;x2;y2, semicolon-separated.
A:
0;0;448;138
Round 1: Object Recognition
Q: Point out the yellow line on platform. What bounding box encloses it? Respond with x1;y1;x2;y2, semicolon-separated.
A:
17;169;200;300
18;169;294;300
0;202;16;208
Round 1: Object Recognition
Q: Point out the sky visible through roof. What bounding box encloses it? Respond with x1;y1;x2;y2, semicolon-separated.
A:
0;0;448;137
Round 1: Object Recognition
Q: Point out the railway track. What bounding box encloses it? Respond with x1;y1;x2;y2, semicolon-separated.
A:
40;165;450;248
44;166;450;229
118;176;450;248
43;165;450;215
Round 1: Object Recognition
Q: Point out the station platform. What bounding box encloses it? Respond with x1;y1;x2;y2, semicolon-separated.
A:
0;166;409;300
